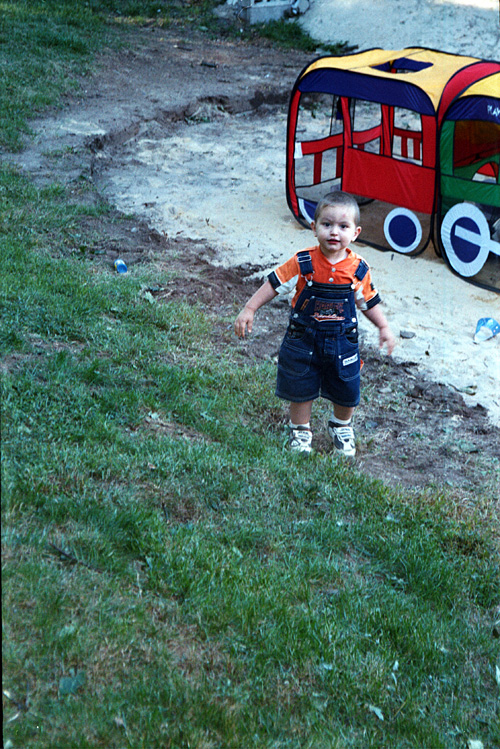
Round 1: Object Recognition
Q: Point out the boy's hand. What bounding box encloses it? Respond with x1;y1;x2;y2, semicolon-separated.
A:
379;325;395;355
234;281;277;339
361;306;395;355
234;307;255;338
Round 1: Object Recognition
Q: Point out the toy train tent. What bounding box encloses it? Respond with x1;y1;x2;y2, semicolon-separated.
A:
286;48;500;291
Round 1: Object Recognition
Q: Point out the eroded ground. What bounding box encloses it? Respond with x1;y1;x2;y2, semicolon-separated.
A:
7;26;500;498
51;211;499;498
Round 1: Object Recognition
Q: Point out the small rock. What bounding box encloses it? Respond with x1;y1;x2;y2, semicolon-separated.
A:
456;384;478;396
400;330;416;339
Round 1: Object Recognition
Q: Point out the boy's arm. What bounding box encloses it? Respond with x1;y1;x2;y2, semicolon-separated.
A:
362;304;395;355
234;280;277;338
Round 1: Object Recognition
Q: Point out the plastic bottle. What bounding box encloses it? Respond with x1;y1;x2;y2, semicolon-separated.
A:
473;317;500;343
114;259;128;274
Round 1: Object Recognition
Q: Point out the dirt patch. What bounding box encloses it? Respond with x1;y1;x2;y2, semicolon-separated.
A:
66;212;499;496
8;25;500;496
142;411;207;443
9;24;500;427
169;245;500;495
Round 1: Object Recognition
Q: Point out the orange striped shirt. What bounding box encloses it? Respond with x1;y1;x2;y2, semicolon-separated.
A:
268;246;381;311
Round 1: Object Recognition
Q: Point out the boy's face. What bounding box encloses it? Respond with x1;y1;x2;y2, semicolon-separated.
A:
311;205;361;261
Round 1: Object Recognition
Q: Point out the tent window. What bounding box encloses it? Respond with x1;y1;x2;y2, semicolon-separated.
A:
453;120;500;182
296;93;344;139
392;107;423;164
294;93;346;198
372;58;433;74
352;100;381;154
330;95;345;136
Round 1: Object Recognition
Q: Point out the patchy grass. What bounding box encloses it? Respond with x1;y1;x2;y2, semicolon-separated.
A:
2;168;499;748
1;3;499;747
0;0;349;151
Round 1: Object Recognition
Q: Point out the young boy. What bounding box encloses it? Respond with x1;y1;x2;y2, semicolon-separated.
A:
234;191;395;457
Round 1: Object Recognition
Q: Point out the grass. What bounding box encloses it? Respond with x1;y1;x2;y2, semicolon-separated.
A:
0;0;349;152
1;3;499;748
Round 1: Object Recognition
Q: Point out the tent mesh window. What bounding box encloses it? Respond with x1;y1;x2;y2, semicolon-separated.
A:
372;58;433;74
351;99;381;154
453;120;500;182
294;93;347;201
392;107;423;164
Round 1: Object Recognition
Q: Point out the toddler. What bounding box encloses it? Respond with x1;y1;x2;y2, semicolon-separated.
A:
235;191;395;457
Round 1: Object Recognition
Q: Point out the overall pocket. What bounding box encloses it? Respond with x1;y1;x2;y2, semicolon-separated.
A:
278;332;314;376
345;326;358;345
337;333;360;382
285;320;308;341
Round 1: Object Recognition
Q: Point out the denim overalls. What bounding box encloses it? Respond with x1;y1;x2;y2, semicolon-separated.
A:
275;250;369;407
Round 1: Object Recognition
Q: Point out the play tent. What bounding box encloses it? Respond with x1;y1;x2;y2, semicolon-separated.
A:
286;47;500;291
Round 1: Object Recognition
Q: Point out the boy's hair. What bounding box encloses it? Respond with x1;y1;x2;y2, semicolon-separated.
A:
314;191;360;225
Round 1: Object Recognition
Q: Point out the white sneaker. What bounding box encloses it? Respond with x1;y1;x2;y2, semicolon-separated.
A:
328;420;356;458
289;425;313;453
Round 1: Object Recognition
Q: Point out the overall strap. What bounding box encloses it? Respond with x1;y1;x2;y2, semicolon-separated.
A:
355;259;369;281
297;250;314;281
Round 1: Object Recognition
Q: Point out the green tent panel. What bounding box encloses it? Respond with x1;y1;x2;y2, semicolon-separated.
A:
437;71;500;291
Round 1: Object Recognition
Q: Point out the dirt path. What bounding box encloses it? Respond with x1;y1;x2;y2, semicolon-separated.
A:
8;26;500;495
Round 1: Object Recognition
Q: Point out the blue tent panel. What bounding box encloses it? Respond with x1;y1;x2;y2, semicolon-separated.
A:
298;69;435;115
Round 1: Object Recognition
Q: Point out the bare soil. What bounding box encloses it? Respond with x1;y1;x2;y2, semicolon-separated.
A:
72;211;499;497
11;25;500;496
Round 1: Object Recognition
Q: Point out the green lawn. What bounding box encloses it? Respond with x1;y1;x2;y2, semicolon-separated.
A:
1;3;499;747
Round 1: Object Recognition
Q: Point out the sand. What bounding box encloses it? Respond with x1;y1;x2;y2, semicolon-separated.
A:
297;0;500;423
100;103;500;426
12;1;500;425
300;0;500;58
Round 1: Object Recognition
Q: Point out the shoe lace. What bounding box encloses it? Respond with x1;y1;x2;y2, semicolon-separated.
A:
290;428;311;446
335;426;354;444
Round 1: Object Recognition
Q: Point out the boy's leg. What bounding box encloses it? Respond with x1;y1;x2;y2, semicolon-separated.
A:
332;405;354;423
288;400;313;453
290;401;313;426
329;404;356;458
